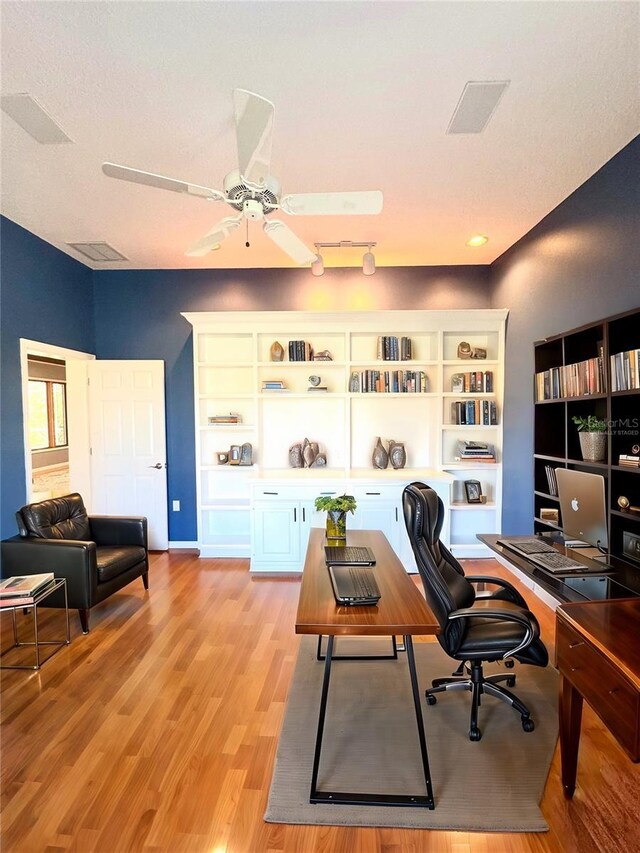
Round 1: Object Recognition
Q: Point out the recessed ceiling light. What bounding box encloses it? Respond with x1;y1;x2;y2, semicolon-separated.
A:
466;235;489;248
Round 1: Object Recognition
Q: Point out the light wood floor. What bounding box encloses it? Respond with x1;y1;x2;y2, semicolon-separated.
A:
1;552;639;853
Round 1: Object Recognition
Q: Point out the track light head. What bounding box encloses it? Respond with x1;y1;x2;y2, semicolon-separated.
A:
311;253;324;276
362;249;376;276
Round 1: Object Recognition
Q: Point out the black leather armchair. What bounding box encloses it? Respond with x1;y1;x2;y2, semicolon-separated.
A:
1;493;149;633
402;482;548;741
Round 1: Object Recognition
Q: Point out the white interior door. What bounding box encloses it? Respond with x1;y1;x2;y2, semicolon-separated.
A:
88;360;168;550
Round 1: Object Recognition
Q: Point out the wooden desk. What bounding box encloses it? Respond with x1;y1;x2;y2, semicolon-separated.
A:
296;528;439;808
556;598;640;797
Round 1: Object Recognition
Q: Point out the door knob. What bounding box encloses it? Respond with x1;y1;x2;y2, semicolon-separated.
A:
148;462;164;469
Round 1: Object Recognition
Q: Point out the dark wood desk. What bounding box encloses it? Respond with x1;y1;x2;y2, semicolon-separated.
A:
556;598;640;797
296;528;439;808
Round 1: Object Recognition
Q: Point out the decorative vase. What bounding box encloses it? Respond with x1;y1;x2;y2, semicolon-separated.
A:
270;341;284;361
326;509;347;541
579;432;606;462
372;437;389;469
289;443;303;467
388;440;406;469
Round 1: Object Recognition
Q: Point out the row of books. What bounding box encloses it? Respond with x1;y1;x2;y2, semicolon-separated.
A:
535;355;605;401
208;413;242;424
0;573;54;607
451;399;498;425
610;349;640;391
544;465;559;496
376;336;413;361
358;370;429;393
288;340;313;361
618;454;640;468
451;371;493;394
454;441;496;462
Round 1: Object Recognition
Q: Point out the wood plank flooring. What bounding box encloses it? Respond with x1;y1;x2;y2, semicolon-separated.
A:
1;552;639;852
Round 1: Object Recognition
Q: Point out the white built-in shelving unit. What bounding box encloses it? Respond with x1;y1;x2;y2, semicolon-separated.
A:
183;309;507;567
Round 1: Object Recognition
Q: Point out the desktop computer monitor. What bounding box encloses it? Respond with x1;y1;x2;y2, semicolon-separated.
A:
556;468;609;550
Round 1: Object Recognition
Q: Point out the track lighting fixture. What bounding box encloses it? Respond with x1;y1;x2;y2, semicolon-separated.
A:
312;241;377;275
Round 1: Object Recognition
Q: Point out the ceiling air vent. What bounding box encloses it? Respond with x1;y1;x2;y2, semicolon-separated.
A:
67;242;128;262
447;81;510;134
1;94;73;144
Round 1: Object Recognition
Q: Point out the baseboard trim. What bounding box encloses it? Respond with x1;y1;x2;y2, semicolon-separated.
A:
169;541;199;550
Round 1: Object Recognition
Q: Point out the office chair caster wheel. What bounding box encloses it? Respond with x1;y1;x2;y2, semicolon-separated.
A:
469;727;482;742
522;717;535;733
425;694;437;705
505;659;515;668
506;676;516;688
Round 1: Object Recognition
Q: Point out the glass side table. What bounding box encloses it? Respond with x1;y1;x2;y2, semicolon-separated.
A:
0;578;71;670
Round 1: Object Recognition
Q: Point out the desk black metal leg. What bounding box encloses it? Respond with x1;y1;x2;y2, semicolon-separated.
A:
310;633;334;801
404;635;435;809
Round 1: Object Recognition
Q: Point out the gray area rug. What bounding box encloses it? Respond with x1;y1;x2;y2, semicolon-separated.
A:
265;636;559;831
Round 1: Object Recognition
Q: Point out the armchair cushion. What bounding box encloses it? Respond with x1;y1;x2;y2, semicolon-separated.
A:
96;546;147;583
17;493;91;541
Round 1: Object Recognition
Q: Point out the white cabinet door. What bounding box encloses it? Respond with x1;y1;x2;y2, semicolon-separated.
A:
252;501;301;567
352;500;401;554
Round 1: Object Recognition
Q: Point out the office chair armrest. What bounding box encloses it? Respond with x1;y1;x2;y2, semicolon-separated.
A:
448;605;538;659
465;575;527;606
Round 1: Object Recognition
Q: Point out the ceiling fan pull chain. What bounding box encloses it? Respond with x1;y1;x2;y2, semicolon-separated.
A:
245;218;250;248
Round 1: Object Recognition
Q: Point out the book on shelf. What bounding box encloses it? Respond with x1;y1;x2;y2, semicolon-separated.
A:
208;413;242;424
535;354;605;400
454;440;496;462
451;371;493;394
357;369;428;393
610;349;640;392
0;573;55;597
618;454;640;467
451;399;497;425
545;465;558;496
306;386;328;392
287;340;313;362
376;335;413;361
261;380;286;390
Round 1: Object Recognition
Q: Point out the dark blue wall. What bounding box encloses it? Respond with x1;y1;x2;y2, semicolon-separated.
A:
0;217;95;538
492;135;640;533
92;266;492;541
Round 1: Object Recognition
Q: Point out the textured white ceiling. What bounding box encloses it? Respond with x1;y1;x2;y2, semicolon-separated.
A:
1;1;638;270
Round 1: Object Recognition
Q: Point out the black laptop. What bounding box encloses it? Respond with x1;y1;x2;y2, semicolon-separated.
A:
324;545;376;566
327;565;381;606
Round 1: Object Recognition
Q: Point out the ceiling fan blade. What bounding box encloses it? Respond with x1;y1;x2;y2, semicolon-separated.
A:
263;219;317;265
233;89;274;190
102;162;224;201
185;216;242;257
280;190;384;216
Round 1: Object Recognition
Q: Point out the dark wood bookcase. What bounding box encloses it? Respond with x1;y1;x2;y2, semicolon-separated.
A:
533;307;640;564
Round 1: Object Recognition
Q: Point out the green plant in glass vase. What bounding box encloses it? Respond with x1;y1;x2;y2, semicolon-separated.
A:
571;415;608;462
314;494;357;541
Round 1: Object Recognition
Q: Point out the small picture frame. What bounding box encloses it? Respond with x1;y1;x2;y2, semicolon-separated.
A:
229;445;241;465
464;479;483;503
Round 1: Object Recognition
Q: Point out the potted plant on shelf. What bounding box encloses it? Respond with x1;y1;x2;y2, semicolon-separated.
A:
572;415;608;462
314;494;357;541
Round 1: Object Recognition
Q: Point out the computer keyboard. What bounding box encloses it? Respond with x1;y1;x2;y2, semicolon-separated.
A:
347;567;381;599
325;546;376;565
504;538;556;555
528;551;584;573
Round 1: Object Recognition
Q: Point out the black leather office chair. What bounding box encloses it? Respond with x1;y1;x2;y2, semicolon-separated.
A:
402;482;549;741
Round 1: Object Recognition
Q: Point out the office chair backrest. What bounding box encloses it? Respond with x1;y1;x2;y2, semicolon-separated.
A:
403;482;475;651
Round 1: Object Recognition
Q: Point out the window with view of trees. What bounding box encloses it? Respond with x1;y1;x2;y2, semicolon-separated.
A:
28;380;67;449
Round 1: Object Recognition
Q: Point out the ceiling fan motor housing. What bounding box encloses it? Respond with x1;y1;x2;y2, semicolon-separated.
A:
223;169;280;216
243;199;264;220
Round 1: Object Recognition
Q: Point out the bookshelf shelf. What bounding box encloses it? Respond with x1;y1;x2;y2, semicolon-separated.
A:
184;309;507;561
533;307;640;564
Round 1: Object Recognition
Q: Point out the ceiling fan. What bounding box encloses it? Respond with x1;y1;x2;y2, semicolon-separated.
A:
102;89;383;264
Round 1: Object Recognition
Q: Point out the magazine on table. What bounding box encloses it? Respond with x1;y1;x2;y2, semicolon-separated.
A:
0;573;55;597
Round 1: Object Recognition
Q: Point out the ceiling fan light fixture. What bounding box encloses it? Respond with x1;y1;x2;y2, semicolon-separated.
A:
466;234;488;247
311;253;324;276
362;248;376;275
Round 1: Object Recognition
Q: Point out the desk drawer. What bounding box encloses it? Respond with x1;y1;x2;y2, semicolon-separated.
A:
556;618;640;760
